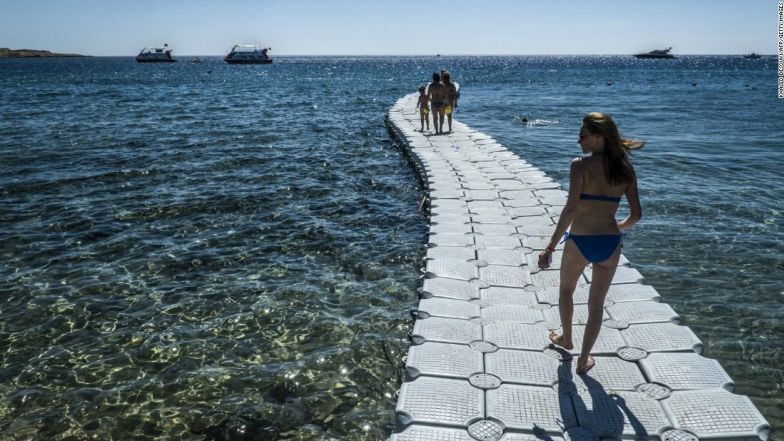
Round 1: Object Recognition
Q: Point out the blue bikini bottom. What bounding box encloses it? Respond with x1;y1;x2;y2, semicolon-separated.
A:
565;233;622;263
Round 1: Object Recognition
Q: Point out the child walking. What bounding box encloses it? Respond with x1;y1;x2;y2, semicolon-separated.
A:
416;86;430;131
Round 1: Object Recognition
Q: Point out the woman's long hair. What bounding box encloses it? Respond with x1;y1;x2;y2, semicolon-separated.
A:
582;112;644;185
442;71;452;85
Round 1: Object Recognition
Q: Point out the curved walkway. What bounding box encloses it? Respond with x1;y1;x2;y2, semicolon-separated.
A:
386;93;769;441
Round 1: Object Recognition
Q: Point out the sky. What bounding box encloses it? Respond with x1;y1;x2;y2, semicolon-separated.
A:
0;0;778;56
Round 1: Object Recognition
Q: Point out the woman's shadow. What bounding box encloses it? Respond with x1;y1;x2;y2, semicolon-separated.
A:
557;356;648;440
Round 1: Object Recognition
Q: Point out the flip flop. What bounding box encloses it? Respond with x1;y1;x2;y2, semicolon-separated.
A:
549;331;573;350
576;356;596;375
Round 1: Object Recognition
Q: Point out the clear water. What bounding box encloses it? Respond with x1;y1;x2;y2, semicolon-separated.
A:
0;56;781;440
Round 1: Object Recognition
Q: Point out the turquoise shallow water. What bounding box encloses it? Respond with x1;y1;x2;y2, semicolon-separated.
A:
0;56;782;440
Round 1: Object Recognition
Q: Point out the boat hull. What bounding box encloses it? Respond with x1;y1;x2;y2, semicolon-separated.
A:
633;54;675;59
224;59;272;64
135;58;176;63
135;46;176;63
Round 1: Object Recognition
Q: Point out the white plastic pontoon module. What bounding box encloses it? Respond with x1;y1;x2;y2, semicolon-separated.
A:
390;425;474;441
508;206;549;217
427;245;477;261
485;349;561;386
479;265;532;288
425;258;481;281
417;297;481;320
542;304;609;325
472;223;519;236
663;389;770;440
487;384;576;433
565;356;646;391
429;222;475;236
396;376;484;427
411;316;482;345
639;352;735;391
474;235;524;250
405;342;483;380
606;300;680;324
477;248;528;266
563;325;627;355
481;305;544;323
483;322;551;350
574;389;671;438
481;286;539;306
429;232;475;247
420;277;480;300
620;322;703;353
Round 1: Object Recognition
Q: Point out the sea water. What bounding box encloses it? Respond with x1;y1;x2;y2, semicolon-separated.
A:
0;56;781;440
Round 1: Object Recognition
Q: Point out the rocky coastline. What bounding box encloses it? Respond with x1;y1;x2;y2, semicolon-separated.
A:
0;48;86;58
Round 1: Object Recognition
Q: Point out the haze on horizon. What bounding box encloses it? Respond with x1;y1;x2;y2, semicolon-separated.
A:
0;0;776;56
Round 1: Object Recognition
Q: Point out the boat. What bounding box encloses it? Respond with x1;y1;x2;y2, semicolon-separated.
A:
633;47;676;59
742;52;762;59
190;57;202;63
135;44;176;63
224;45;272;64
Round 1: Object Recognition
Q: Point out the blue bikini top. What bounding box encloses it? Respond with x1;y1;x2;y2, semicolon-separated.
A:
580;193;621;203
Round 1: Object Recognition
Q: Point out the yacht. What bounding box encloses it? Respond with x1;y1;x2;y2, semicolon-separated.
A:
224;45;272;64
633;47;676;59
135;44;176;63
742;52;762;59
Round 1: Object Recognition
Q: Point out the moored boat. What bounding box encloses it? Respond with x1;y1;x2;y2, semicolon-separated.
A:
633;47;676;59
135;44;176;63
224;45;272;64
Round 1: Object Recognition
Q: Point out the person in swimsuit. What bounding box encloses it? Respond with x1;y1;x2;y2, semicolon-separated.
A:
538;112;643;374
442;71;458;133
427;72;447;134
416;86;430;132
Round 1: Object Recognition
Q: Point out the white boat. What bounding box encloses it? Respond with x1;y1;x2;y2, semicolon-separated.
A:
634;47;676;59
135;44;176;63
224;45;272;64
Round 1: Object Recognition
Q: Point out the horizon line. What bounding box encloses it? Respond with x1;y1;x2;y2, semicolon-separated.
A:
35;52;775;58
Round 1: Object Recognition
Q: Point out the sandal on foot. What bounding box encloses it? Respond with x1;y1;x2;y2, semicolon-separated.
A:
576;356;596;374
549;331;574;350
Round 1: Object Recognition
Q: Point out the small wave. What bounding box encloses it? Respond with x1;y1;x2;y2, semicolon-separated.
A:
0;168;159;196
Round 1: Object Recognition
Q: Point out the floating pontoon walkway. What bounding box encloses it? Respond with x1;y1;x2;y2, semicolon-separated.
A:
386;94;770;441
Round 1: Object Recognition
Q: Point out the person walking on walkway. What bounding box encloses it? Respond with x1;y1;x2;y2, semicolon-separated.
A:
538;112;643;374
442;71;458;133
416;86;430;131
427;72;447;135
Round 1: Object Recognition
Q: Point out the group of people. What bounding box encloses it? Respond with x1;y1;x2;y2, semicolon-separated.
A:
416;70;458;134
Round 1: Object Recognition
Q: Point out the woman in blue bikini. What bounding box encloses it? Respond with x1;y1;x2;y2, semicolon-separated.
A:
538;112;643;374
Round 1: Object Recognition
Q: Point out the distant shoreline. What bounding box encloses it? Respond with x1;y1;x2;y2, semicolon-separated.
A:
0;48;87;58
